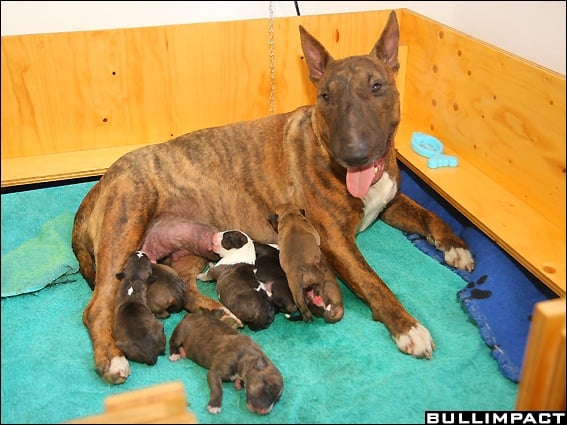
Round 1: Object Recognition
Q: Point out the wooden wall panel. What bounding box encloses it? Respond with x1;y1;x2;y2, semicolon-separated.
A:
399;9;566;228
1;10;396;160
1;20;272;158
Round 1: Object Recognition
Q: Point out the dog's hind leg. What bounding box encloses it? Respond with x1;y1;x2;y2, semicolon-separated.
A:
379;193;475;272
83;256;132;384
80;185;156;384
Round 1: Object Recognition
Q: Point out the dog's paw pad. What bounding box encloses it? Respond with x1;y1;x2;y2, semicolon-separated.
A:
395;324;435;359
445;247;475;272
106;356;130;383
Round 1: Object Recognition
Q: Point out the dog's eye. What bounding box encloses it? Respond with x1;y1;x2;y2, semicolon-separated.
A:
371;82;382;95
319;92;330;103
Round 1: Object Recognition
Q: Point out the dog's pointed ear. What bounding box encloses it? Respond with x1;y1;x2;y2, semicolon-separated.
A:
299;25;334;84
370;11;400;74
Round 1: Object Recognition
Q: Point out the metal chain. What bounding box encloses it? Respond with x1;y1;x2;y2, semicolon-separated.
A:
268;1;276;115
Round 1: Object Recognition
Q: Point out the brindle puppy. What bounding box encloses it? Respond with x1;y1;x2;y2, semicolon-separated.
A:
72;11;474;384
169;311;283;415
205;263;277;331
268;203;327;322
146;263;185;319
113;251;165;366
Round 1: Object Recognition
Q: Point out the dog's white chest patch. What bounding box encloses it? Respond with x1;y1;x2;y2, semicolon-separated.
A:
358;172;397;233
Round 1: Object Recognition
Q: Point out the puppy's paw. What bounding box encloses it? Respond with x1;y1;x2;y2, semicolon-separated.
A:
444;247;475;272
99;356;130;384
196;271;209;281
197;263;215;281
207;405;221;414
394;324;435;359
219;308;244;329
169;353;182;362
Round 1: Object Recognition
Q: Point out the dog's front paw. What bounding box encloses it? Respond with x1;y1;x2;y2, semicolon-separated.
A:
444;247;475;272
394;324;435;359
97;355;130;384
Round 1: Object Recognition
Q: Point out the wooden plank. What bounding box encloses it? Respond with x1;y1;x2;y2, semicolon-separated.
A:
396;117;565;296
1;143;155;187
104;381;188;412
66;381;198;424
515;298;566;410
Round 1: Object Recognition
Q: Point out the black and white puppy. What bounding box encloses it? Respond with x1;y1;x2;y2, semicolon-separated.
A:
253;242;298;316
113;251;166;366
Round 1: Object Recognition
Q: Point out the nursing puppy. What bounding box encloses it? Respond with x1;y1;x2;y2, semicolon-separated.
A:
73;12;475;383
113;251;166;366
146;263;185;319
205;263;277;331
198;231;275;331
254;241;343;322
268;203;332;322
169;310;284;415
212;229;257;266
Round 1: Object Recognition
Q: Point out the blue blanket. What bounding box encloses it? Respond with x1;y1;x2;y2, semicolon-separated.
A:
400;167;557;382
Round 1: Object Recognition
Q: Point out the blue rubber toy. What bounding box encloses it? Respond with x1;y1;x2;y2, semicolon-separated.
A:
410;132;458;169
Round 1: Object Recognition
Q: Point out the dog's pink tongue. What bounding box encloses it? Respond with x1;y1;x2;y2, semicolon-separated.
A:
346;165;376;198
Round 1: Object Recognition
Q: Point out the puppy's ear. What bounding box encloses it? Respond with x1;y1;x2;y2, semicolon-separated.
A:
268;213;279;232
116;272;125;280
254;356;268;370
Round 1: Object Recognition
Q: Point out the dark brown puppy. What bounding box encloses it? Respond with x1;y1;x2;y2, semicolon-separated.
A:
268;203;327;322
169;311;283;415
72;11;475;383
113;251;166;366
253;241;343;323
203;263;276;331
146;263;185;319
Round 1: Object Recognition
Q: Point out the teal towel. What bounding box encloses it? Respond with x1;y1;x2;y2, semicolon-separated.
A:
1;179;518;424
1;211;79;297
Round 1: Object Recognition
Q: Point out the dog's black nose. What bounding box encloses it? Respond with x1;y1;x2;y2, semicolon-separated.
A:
340;149;371;167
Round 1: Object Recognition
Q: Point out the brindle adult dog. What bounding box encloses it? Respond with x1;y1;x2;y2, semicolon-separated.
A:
72;11;475;384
